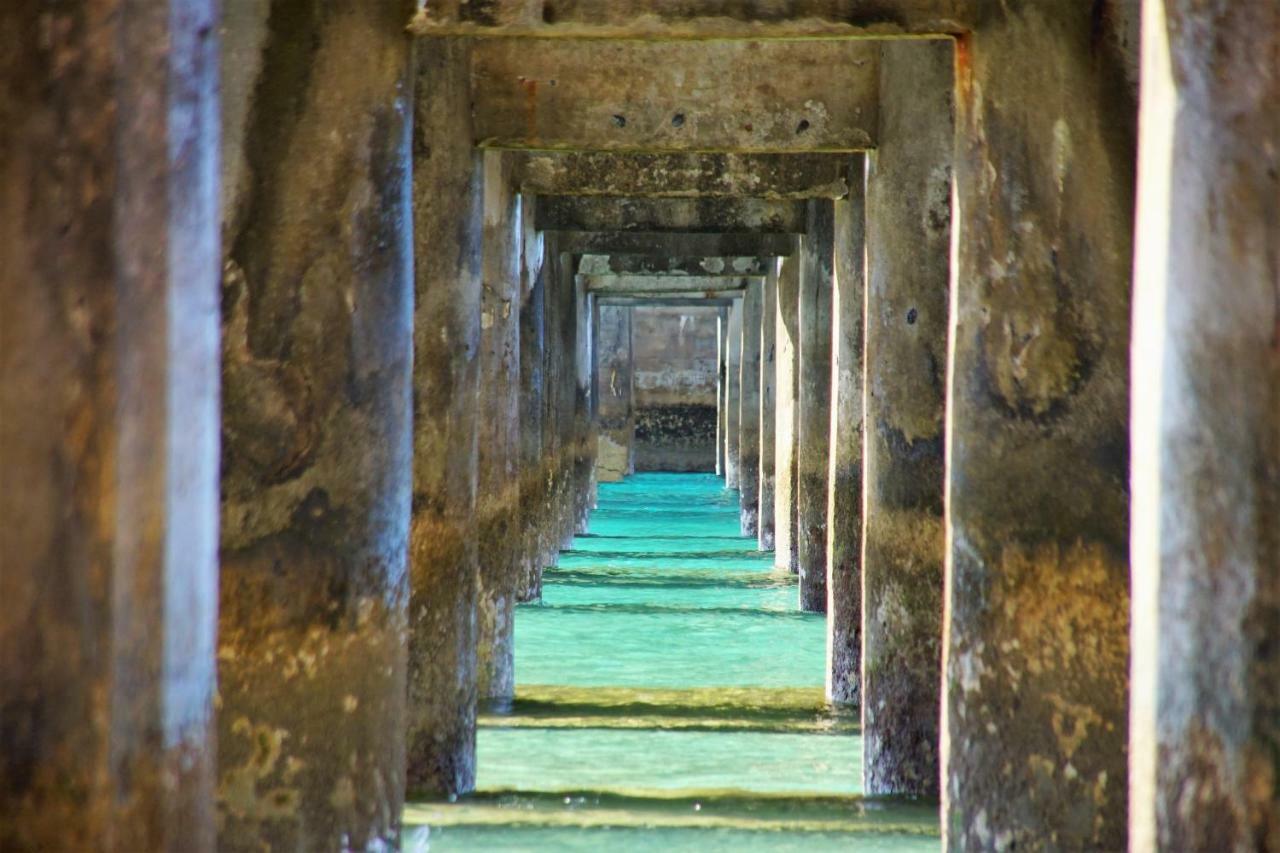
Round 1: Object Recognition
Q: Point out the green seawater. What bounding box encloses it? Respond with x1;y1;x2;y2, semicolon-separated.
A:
405;472;940;851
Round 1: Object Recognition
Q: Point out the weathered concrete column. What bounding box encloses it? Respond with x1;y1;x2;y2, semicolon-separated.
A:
825;156;867;707
553;250;581;549
538;244;563;555
518;203;548;601
216;2;414;846
573;275;597;531
774;255;802;573
477;152;523;702
1130;4;1280;849
862;42;951;796
405;38;482;797
716;306;727;473
796;200;835;612
943;6;1137;848
1;0;220;846
724;299;744;488
738;279;765;535
716;308;729;476
596;305;636;482
758;265;780;550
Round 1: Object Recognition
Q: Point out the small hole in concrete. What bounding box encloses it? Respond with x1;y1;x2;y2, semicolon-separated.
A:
672;113;685;128
907;308;918;325
612;114;627;128
796;119;811;134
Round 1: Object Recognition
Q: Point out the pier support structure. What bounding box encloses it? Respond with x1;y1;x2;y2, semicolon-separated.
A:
1129;2;1280;848
216;2;414;845
796;201;835;612
738;279;765;535
825;157;867;706
758;265;780;551
773;255;802;574
406;38;482;797
0;0;220;845
596;304;636;482
862;41;952;796
724;299;744;489
942;6;1136;848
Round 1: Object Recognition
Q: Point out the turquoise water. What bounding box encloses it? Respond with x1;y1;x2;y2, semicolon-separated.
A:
405;473;940;851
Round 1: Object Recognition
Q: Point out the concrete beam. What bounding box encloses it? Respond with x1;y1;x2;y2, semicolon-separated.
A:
413;0;967;39
472;39;878;152
538;197;806;234
513;152;853;199
598;296;739;308
579;255;772;277
554;231;797;257
581;274;757;296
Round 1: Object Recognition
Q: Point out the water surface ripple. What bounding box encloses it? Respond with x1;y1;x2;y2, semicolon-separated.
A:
405;472;940;851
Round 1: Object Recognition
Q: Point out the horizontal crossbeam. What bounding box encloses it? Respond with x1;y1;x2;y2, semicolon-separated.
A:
537;197;805;234
552;231;797;257
513;152;853;199
412;1;968;39
579;255;772;277
472;39;878;152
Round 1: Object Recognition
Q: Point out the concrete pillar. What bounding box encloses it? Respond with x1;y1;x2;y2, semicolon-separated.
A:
825;156;867;707
797;200;835;613
943;7;1136;848
0;0;220;846
536;246;569;586
738;279;765;535
518;205;548;602
725;299;743;488
404;38;482;798
596;305;636;482
1130;3;1280;849
476;152;523;703
216;2;413;846
862;42;951;796
774;255;802;573
573;276;597;531
553;252;579;549
759;265;780;551
716;309;728;476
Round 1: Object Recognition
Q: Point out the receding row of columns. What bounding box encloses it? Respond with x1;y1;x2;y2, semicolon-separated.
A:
2;4;1276;851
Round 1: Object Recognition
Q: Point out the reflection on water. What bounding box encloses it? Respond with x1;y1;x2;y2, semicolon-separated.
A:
404;473;940;851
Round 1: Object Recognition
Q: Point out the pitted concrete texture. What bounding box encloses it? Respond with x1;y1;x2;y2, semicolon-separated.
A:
406;38;482;799
476;152;523;703
943;4;1136;849
758;266;780;551
796;201;835;613
825;158;867;707
862;42;951;797
1130;3;1280;849
737;279;764;536
216;1;415;846
773;256;802;574
0;0;221;845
